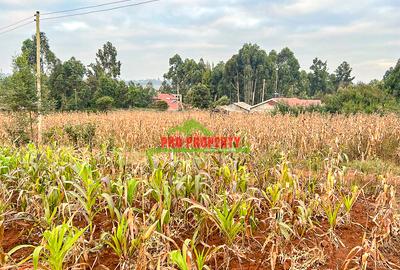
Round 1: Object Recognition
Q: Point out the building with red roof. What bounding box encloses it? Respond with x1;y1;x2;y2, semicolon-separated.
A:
154;93;181;111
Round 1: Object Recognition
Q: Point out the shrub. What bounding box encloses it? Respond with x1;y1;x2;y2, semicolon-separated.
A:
64;123;96;149
212;95;230;107
95;96;114;112
5;112;33;146
150;100;169;111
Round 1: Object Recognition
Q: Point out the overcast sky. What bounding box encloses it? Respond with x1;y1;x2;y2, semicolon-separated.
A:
0;0;399;82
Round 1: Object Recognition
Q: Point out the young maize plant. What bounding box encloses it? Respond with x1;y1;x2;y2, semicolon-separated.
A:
342;184;359;223
32;223;86;270
146;168;172;232
186;195;245;246
102;209;157;265
169;233;221;270
262;183;282;208
169;239;192;270
67;162;101;232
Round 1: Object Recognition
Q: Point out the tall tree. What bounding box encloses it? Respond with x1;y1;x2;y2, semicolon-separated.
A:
164;54;184;94
276;47;301;97
334;61;355;90
91;41;121;78
383;59;400;99
308;57;330;96
21;32;57;74
1;52;37;111
48;57;86;110
225;43;272;104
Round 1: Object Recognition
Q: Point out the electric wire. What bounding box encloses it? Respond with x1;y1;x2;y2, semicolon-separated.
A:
0;20;34;36
0;15;34;31
42;0;135;15
41;0;159;21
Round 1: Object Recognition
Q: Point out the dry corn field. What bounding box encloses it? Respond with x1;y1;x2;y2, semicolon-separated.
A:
0;110;399;270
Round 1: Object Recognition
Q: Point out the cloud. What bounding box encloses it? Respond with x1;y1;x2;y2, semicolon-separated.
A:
54;21;89;32
0;0;399;82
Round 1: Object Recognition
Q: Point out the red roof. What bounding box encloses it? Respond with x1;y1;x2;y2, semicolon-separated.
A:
271;98;321;107
154;93;180;111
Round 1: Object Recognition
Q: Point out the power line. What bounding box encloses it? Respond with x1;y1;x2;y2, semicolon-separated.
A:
0;20;34;36
42;0;135;15
0;15;34;31
41;0;160;21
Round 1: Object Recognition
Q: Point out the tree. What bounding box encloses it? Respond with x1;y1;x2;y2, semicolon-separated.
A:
308;57;331;96
94;75;128;108
225;44;273;104
383;59;400;99
210;62;227;101
186;84;212;109
164;54;184;94
95;96;114;112
48;57;86;110
324;83;399;114
0;52;39;144
21;32;58;74
276;47;301;97
126;82;155;108
334;61;354;90
1;52;37;112
91;41;121;78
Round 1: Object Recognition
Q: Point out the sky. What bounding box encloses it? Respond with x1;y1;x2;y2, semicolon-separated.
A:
0;0;399;82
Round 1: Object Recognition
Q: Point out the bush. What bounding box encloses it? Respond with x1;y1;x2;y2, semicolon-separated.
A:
212;95;230;107
150;100;169;111
95;96;114;112
64;123;96;149
323;84;400;114
272;103;325;116
6;113;32;146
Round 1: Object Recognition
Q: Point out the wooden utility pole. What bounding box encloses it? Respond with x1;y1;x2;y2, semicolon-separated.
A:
262;79;266;102
35;11;42;144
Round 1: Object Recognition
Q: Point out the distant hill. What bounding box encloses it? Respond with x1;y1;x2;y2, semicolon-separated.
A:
132;79;163;89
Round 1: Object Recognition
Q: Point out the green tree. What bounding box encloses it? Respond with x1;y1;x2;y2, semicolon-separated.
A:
95;96;114;112
210;62;228;101
276;47;301;97
1;52;37;111
48;57;86;110
225;43;273;104
90;41;121;78
334;61;354;90
186;84;212;109
308;57;330;96
383;59;400;99
164;54;184;94
126;82;155;108
94;75;128;108
324;84;399;114
21;32;58;74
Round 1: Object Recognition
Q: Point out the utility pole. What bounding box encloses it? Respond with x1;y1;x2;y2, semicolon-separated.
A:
35;11;42;144
274;65;279;98
262;79;266;102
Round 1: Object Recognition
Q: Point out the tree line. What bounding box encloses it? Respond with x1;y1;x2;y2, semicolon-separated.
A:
0;34;399;113
162;43;400;111
0;33;155;113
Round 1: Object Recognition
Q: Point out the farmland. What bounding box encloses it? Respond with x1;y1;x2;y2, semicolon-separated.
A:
0;111;399;270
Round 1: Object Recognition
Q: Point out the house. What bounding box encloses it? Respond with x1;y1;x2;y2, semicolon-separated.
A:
154;93;181;111
251;98;322;112
218;102;253;113
219;98;322;113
